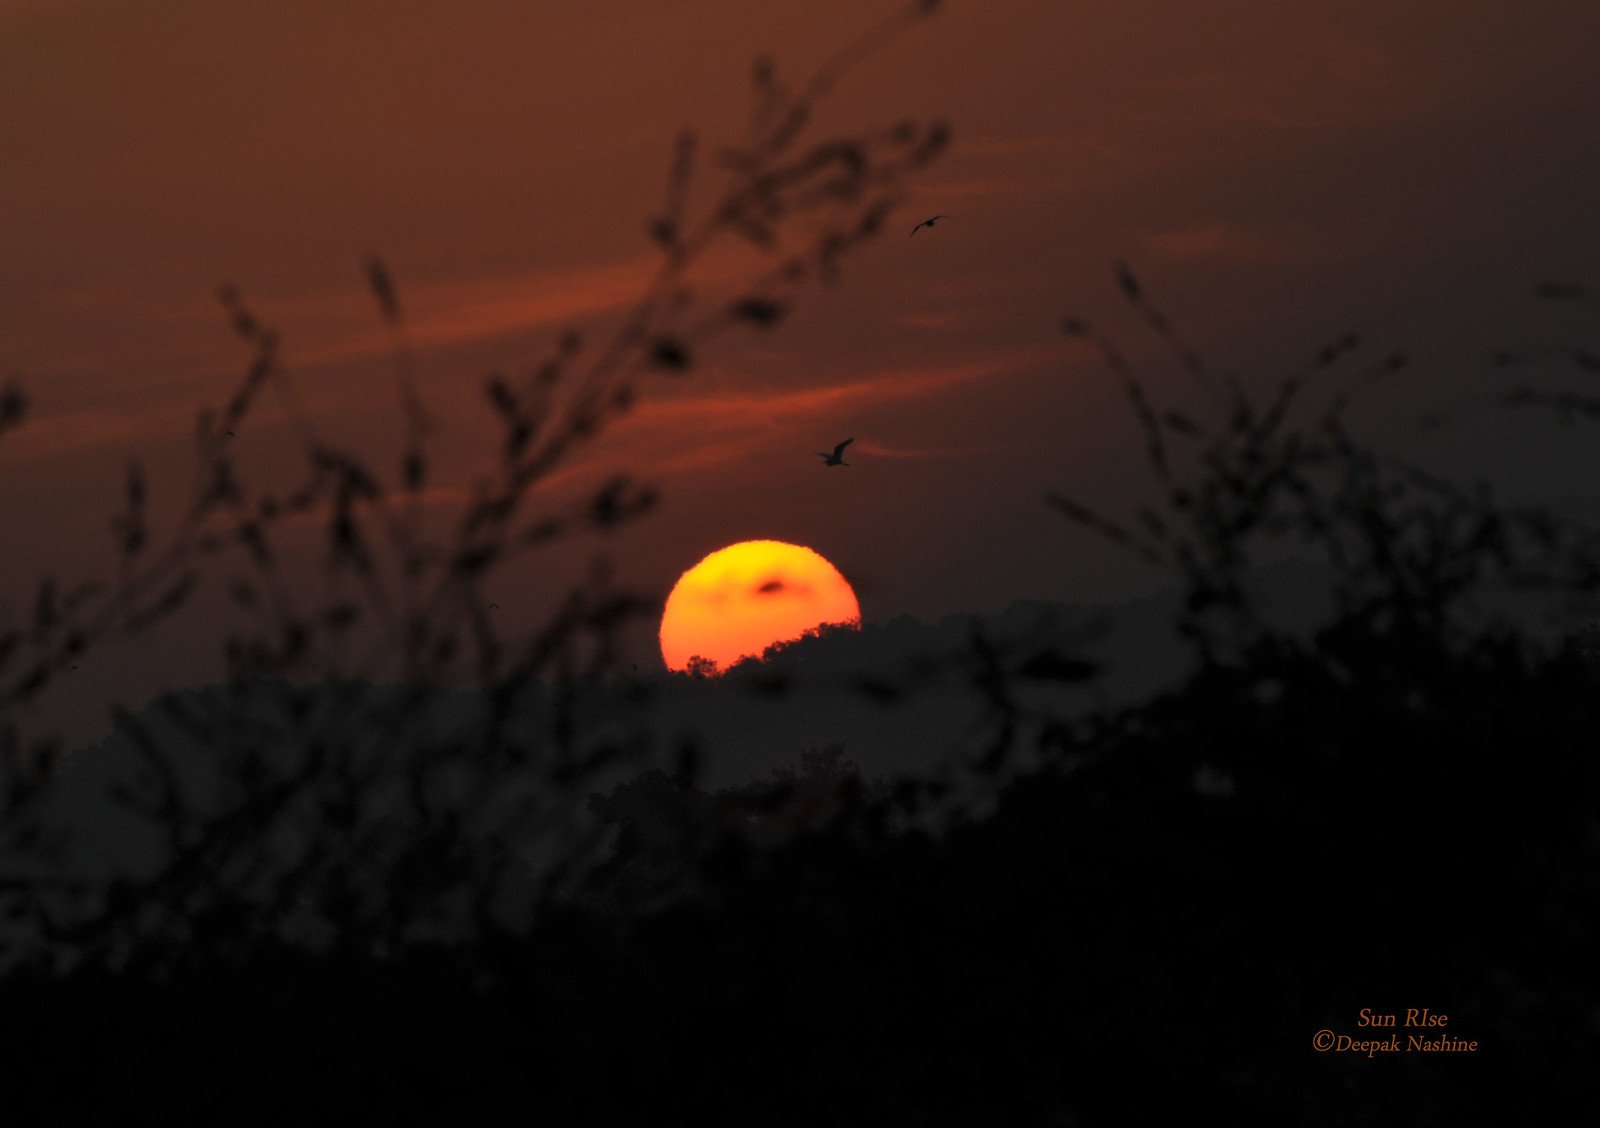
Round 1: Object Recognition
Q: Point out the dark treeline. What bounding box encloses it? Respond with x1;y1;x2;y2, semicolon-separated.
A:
2;614;1595;1124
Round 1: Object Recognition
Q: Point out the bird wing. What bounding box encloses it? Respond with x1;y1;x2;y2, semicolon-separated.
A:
835;438;855;456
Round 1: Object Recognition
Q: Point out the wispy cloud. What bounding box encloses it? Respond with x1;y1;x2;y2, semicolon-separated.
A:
0;402;197;464
632;349;1048;433
526;349;1052;493
283;257;665;366
915;178;1030;203
953;135;1079;159
1139;221;1315;264
888;310;982;331
851;439;1005;461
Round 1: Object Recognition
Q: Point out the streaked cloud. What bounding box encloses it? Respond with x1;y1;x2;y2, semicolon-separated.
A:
0;402;198;464
632;350;1049;433
888;310;983;331
1139;221;1315;264
240;257;666;369
524;350;1052;493
851;439;1006;461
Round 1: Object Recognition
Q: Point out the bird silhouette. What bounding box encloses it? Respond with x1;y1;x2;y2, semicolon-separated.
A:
910;214;948;236
817;438;854;467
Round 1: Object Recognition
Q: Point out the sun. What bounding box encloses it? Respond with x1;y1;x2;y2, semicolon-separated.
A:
660;540;861;673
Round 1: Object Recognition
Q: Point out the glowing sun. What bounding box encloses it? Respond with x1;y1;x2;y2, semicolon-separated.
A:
660;540;861;673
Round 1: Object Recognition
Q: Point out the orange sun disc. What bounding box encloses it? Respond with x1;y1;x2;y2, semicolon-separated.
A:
659;540;861;673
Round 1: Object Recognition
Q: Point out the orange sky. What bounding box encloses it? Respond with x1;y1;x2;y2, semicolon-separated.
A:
4;0;1600;725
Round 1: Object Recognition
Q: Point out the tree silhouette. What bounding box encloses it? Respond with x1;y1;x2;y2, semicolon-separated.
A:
684;654;721;680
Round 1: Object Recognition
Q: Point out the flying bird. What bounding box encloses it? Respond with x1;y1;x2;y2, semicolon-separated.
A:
817;438;854;467
910;214;948;236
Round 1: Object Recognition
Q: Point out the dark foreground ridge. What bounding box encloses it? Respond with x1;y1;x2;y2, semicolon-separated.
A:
2;623;1597;1124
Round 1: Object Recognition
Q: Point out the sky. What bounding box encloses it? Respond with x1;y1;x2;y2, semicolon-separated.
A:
4;0;1600;733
